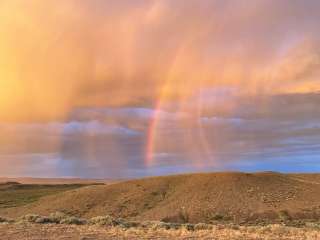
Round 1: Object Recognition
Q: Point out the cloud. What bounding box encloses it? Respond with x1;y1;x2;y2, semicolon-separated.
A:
63;121;140;136
73;107;178;122
0;153;63;177
1;1;320;177
0;97;320;177
1;0;320;121
201;117;246;126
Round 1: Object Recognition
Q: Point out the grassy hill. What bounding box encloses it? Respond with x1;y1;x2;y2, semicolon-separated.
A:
0;177;114;185
1;172;320;224
0;182;102;209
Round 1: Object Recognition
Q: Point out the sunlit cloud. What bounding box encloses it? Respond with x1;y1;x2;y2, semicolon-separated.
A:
0;0;320;177
1;0;320;122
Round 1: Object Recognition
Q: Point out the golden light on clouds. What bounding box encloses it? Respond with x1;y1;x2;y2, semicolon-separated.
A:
0;0;319;123
0;0;320;177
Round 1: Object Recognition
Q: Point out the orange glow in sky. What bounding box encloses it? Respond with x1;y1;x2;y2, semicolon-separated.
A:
0;0;320;177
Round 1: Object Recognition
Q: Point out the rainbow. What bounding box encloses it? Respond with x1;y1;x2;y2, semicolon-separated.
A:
144;38;205;167
145;98;162;166
145;80;216;169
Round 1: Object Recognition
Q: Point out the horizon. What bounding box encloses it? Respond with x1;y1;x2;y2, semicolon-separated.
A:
1;170;320;180
1;0;320;178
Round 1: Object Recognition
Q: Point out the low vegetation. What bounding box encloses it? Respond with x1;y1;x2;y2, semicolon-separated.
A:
1;173;320;239
3;172;320;224
0;216;8;223
0;182;97;209
1;214;320;240
2;213;320;230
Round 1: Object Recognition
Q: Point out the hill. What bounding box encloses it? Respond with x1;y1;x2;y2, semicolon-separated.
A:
1;172;320;223
0;177;115;185
0;182;102;209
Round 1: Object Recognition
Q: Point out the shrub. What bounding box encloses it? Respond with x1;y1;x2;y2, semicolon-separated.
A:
230;224;240;230
19;214;71;224
182;223;195;231
194;223;213;230
116;219;140;228
140;221;155;228
34;217;54;224
48;212;69;223
0;217;8;223
19;214;42;223
178;207;190;223
88;216;139;228
141;221;171;230
212;214;224;221
305;222;320;229
162;210;190;224
167;223;182;230
88;216;117;226
153;222;171;230
60;216;86;225
278;210;292;222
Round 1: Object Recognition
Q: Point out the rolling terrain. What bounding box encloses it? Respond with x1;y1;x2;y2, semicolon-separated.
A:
0;182;102;209
1;172;320;224
0;177;115;185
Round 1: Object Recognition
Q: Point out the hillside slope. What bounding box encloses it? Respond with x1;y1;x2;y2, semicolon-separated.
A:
0;177;115;185
0;182;99;209
1;172;320;223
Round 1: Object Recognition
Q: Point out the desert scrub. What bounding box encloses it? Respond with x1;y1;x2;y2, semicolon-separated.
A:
19;214;42;223
178;206;190;223
278;210;292;222
88;216;118;226
203;211;230;222
48;212;70;223
0;216;8;223
269;224;291;236
166;223;182;230
35;216;55;224
141;221;171;230
305;222;320;229
1;223;320;239
88;216;139;228
182;223;195;231
59;216;86;225
141;221;193;230
116;219;140;228
141;222;195;231
194;223;213;230
18;214;58;224
162;206;190;223
16;213;86;225
212;214;224;221
151;221;171;230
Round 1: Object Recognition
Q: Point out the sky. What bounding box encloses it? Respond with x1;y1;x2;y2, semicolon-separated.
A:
0;0;320;178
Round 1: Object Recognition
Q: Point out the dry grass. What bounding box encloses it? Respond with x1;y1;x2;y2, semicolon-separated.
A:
0;182;98;209
1;214;320;239
2;172;320;224
0;222;319;240
1;172;320;239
